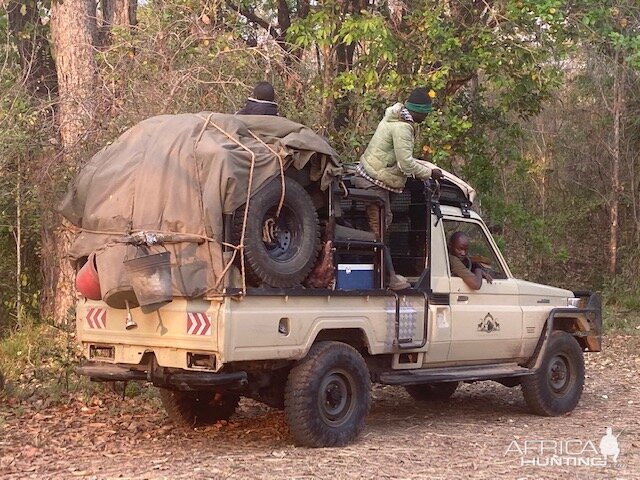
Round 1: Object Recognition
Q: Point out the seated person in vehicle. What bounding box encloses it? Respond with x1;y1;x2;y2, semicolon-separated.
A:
448;231;493;290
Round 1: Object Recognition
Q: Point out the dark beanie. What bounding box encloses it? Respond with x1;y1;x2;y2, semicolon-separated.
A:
253;81;275;102
406;87;433;114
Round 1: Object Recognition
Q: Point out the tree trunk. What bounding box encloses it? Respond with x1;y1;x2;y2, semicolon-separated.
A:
333;42;356;131
96;0;137;46
631;149;640;244
39;215;77;325
45;0;98;324
15;156;22;326
608;55;624;277
51;0;97;152
101;0;138;26
112;0;138;27
6;0;58;95
319;44;335;135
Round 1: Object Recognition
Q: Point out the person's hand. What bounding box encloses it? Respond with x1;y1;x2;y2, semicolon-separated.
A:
473;266;493;285
482;270;494;284
431;168;443;181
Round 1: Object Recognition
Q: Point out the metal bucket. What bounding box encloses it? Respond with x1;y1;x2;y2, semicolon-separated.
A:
96;245;139;309
123;250;173;314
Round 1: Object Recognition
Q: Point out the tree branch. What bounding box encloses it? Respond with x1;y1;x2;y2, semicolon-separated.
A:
226;1;280;40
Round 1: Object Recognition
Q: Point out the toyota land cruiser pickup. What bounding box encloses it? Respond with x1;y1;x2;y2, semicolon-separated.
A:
75;172;602;448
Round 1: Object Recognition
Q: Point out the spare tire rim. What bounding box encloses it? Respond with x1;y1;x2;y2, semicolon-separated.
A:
548;354;571;394
261;206;300;261
318;369;355;427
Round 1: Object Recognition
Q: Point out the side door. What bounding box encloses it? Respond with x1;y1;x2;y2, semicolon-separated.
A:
443;219;523;363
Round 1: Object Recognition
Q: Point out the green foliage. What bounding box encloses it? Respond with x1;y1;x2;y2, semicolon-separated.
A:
1;0;640;335
602;305;640;333
0;9;51;329
0;318;162;401
0;319;80;400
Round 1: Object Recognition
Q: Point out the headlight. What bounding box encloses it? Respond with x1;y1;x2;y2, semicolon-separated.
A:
567;297;581;308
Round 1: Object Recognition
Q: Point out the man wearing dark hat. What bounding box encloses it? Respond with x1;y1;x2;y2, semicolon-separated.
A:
237;81;279;116
355;86;443;290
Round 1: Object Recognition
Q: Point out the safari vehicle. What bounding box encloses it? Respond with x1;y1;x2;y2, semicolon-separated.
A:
70;114;602;448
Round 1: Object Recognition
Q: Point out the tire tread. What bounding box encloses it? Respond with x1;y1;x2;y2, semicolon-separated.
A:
521;330;584;416
284;342;371;447
232;177;320;287
159;389;239;426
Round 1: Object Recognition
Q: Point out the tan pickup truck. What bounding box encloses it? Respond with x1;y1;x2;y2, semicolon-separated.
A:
75;166;601;448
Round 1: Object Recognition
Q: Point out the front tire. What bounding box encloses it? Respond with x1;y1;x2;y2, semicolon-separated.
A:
159;389;240;426
521;331;585;416
284;342;371;447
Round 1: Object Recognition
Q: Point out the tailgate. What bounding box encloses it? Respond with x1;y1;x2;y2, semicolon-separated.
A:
76;297;221;370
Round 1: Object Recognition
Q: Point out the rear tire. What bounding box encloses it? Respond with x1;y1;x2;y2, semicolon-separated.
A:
404;381;459;401
159;389;240;426
521;331;584;416
232;177;320;287
284;342;371;447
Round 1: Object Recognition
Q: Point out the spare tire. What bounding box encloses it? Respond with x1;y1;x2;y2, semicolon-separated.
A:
232;177;320;288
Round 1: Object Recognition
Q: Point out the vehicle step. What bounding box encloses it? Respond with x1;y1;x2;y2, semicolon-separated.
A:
379;363;533;385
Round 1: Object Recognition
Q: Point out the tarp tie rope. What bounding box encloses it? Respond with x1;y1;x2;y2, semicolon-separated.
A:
68;227;211;249
262;218;277;243
247;130;286;218
197;115;259;295
192;114;217;289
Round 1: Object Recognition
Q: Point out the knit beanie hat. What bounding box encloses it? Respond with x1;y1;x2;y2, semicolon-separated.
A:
253;81;275;102
405;87;433;114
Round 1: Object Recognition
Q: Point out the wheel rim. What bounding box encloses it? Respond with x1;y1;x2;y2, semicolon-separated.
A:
261;205;301;262
317;369;355;427
548;354;571;394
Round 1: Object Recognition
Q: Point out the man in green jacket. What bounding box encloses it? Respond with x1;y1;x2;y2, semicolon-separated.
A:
355;87;443;290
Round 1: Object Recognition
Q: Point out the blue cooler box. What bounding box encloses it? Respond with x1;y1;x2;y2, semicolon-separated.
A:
337;264;374;289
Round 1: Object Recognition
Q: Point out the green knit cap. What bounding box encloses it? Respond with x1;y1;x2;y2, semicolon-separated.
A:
405;87;433;114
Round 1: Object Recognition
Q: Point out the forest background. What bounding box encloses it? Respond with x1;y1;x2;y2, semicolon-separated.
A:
0;0;639;387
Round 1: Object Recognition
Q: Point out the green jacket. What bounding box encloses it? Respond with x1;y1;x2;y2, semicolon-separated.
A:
359;103;433;190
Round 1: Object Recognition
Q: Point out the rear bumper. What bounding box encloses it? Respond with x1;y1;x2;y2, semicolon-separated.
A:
77;362;248;391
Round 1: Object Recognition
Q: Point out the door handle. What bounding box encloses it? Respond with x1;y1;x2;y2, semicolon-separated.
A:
457;295;469;302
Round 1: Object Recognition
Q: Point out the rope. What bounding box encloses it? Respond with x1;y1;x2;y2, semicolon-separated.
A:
74;116;286;297
70;226;213;243
339;179;348;197
197;115;259;295
262;218;277;243
247;130;286;218
193;113;218;288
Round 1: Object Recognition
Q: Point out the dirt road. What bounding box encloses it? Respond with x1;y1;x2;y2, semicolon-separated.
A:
1;334;638;479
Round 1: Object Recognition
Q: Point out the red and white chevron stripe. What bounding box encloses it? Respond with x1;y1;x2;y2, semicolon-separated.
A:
187;312;211;336
86;308;106;329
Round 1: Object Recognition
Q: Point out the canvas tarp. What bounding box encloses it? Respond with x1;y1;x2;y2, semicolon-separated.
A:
59;113;343;303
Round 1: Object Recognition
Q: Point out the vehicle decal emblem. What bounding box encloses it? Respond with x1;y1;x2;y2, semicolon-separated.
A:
478;312;500;333
187;312;211;335
86;308;106;329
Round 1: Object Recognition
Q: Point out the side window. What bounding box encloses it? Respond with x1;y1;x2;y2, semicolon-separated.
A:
443;220;507;280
